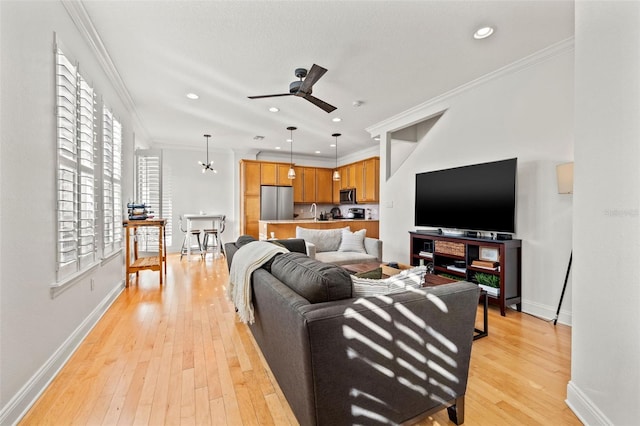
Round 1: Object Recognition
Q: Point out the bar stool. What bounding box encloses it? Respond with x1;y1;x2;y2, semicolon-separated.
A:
202;215;226;258
179;216;204;260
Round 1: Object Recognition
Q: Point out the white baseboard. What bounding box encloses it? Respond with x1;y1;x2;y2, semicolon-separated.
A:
0;281;125;426
521;299;572;326
566;380;611;425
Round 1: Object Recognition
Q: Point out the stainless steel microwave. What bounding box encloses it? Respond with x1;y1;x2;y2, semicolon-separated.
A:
339;188;356;204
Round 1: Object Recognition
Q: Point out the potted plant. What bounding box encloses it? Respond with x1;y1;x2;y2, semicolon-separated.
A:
474;272;500;297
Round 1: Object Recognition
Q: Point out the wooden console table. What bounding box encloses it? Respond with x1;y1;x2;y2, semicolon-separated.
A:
123;219;167;286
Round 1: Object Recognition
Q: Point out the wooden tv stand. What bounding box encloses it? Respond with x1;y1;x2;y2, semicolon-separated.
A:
409;231;522;316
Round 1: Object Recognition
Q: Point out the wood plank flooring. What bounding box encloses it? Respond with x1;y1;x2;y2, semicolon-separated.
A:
19;254;580;425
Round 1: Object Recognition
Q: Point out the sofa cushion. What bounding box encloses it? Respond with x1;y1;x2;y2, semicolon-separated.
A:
296;226;350;252
351;265;427;298
270;252;352;303
338;228;366;253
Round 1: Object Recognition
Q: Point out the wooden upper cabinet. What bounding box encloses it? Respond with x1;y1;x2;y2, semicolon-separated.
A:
339;165;352;190
260;162;277;185
316;168;333;203
277;164;293;186
353;161;364;200
243;161;261;196
292;166;304;202
302;167;316;202
361;157;380;202
261;162;293;186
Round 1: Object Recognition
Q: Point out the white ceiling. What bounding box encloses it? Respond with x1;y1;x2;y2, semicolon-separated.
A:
80;0;574;159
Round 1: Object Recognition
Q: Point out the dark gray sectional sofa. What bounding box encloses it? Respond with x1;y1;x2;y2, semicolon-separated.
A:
225;236;479;425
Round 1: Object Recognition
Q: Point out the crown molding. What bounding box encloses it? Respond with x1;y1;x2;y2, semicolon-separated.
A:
61;0;150;141
366;37;575;136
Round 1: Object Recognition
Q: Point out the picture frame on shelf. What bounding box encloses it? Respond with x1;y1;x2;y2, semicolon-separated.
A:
479;246;499;262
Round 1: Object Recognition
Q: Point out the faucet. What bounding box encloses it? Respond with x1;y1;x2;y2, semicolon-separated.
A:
310;203;317;221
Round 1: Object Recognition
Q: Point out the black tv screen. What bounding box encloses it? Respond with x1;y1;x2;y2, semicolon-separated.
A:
414;158;517;233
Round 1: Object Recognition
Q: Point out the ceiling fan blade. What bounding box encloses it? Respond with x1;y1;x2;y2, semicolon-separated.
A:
303;94;337;113
298;64;327;94
248;93;292;99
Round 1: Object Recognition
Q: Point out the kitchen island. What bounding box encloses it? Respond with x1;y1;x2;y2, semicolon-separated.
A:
258;219;379;240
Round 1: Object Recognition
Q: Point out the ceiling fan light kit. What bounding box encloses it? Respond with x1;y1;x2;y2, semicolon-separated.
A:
198;134;217;174
287;126;297;179
248;64;337;113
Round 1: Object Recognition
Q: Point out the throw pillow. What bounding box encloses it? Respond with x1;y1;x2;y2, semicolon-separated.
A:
351;265;427;298
338;228;366;253
354;267;383;279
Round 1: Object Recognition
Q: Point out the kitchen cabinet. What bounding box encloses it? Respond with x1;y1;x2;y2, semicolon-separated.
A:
261;162;293;186
302;167;316;203
359;157;379;202
292;166;304;202
240;160;262;238
316;168;333;203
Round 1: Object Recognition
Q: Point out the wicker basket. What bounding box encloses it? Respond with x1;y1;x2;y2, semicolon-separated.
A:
435;241;465;257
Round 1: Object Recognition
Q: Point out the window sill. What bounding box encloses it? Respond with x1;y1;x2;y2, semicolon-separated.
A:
50;248;123;299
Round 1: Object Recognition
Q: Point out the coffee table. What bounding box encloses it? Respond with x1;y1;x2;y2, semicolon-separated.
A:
341;262;381;275
424;274;488;340
342;262;488;340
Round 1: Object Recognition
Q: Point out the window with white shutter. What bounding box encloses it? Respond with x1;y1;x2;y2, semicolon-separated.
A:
102;106;123;256
55;47;97;280
135;150;172;251
102;107;114;254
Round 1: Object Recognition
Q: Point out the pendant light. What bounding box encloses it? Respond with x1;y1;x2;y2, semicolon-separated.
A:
332;133;341;181
198;134;217;173
287;126;297;179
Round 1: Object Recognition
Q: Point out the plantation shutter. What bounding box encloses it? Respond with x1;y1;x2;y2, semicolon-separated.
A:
56;48;98;280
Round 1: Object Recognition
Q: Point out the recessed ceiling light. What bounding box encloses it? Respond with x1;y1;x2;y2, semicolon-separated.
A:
330;143;336;148
315;151;321;154
373;136;380;141
286;138;292;143
186;92;199;100
269;107;279;113
275;146;281;150
332;117;342;122
473;26;494;40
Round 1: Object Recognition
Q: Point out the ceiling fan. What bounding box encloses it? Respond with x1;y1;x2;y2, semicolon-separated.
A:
248;64;337;113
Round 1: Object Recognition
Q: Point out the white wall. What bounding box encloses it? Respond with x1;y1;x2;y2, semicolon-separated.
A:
369;41;575;323
160;147;235;253
568;1;640;424
0;2;135;423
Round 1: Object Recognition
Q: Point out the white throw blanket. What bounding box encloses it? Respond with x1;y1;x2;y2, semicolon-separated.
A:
227;241;289;324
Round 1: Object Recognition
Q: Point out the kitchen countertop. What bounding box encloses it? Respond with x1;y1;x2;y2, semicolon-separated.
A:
259;219;378;224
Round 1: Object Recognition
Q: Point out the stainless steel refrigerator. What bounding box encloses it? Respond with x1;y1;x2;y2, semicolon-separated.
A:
260;185;294;220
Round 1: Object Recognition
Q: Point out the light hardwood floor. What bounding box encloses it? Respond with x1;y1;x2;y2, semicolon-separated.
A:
20;254;581;425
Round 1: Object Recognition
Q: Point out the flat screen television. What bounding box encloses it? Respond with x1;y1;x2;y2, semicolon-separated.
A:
414;158;517;233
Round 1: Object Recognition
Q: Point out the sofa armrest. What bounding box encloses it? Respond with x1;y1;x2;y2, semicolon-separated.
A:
304;241;317;259
364;237;382;262
298;281;479;425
